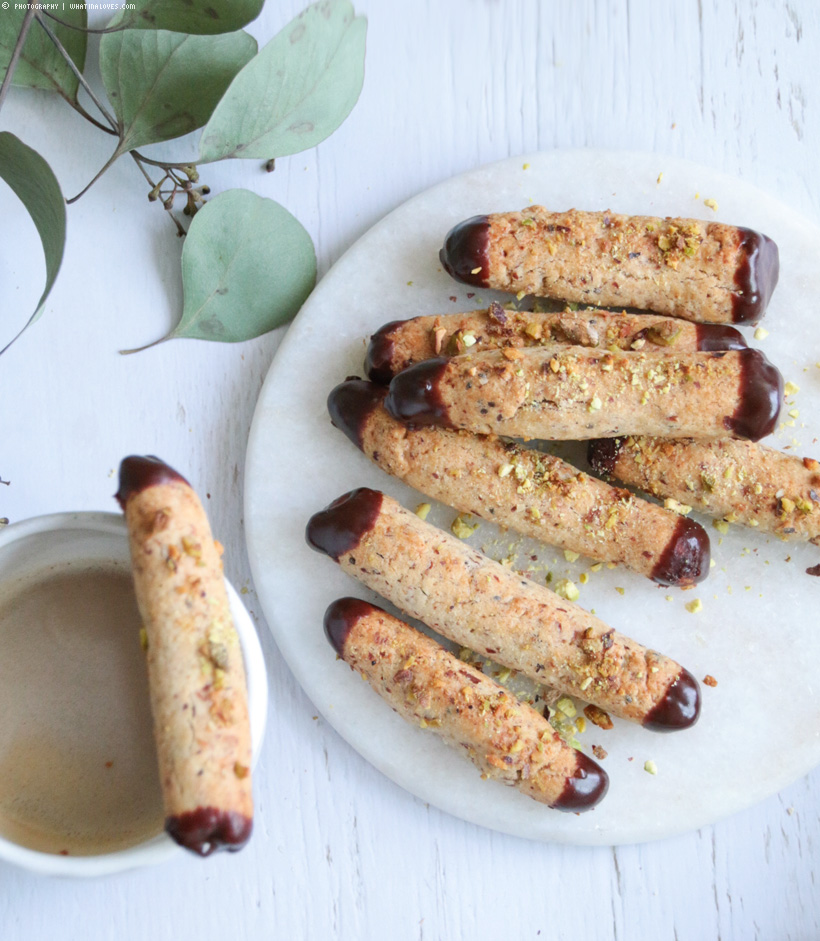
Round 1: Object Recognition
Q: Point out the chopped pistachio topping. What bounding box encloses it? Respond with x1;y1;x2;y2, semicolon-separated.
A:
703;197;718;211
664;498;692;515
644;759;658;775
415;502;432;521
685;598;703;614
754;326;769;341
554;578;579;601
784;381;800;396
451;514;479;538
563;549;580;563
713;519;730;535
555;697;577;718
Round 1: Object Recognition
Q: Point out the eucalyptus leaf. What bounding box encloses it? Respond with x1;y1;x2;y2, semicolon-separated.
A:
108;0;264;35
0;133;66;353
199;0;366;162
123;190;315;351
100;29;257;156
0;8;87;101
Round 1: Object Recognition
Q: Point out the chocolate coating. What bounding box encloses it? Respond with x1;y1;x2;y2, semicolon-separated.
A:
695;323;748;352
587;438;625;478
165;807;252;856
305;488;384;561
115;455;188;509
365;320;405;384
643;667;700;732
725;348;783;441
551;752;609;812
328;379;387;451
384;358;453;428
323;596;375;656
731;229;780;323
650;516;710;587
439;215;491;287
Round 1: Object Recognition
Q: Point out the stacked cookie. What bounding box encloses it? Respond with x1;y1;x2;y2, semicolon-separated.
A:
307;205;793;814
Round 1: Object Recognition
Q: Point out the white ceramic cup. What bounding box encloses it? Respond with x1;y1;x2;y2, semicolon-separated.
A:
0;512;268;877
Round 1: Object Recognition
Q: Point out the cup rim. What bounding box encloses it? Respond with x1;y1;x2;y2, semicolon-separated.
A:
0;510;268;877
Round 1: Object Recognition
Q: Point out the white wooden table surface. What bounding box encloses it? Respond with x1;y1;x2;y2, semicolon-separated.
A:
1;1;818;938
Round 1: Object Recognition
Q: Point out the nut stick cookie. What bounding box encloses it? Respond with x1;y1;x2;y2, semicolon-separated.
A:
589;436;820;545
365;302;747;383
440;207;779;324
328;379;709;586
116;455;253;856
306;488;700;732
324;598;608;812
384;346;782;443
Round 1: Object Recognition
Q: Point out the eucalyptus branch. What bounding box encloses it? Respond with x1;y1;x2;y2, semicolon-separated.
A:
0;0;366;355
42;11;129;35
35;13;119;133
66;147;121;203
130;150;199;175
71;100;118;135
130;153;190;236
0;8;36;113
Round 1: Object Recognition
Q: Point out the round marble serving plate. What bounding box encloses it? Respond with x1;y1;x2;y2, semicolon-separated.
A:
245;150;820;845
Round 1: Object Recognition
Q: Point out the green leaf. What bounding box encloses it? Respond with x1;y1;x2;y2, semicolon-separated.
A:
0;133;66;353
198;0;367;162
0;8;87;101
108;0;264;35
122;190;316;351
99;29;257;155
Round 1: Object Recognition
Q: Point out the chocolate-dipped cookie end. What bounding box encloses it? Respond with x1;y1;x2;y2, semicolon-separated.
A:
365;320;405;384
384;358;453;428
323;597;375;657
651;517;711;587
725;348;783;441
732;229;780;323
643;667;700;732
165;807;252;856
328;379;387;451
551;752;609;812
306;488;384;561
115;455;189;509
587;438;625;478
440;215;491;287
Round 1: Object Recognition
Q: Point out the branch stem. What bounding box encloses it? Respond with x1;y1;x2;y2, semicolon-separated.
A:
67;146;121;203
0;8;37;114
35;12;119;132
69;99;119;135
130;150;196;173
43;10;129;35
